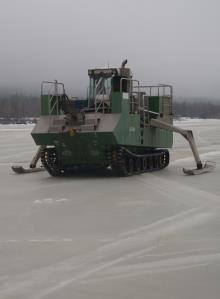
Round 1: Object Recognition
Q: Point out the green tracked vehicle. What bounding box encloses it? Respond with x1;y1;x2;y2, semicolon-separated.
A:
31;60;172;176
12;60;215;176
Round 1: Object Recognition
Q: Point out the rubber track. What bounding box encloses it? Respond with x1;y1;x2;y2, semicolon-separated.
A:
41;147;107;177
41;147;64;176
41;147;169;177
107;146;169;176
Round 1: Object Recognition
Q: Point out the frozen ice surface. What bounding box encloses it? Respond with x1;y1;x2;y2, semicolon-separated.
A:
0;120;220;299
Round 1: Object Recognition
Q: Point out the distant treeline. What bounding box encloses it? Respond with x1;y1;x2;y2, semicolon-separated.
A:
173;101;220;119
0;94;40;118
0;94;220;119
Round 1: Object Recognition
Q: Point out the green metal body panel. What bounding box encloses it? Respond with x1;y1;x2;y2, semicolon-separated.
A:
58;133;116;165
32;131;116;165
41;95;49;115
143;127;172;148
41;95;59;115
148;96;163;114
112;93;140;145
111;92;172;148
111;92;123;113
32;90;173;167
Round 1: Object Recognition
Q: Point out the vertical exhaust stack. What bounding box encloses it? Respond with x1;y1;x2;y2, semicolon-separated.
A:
121;59;128;68
119;59;132;93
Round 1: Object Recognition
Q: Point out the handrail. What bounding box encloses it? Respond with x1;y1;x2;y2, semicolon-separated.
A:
128;83;173;127
94;78;111;114
120;78;140;93
41;80;65;115
41;81;65;96
120;78;140;113
94;78;103;114
49;95;59;115
133;84;172;97
133;84;173;116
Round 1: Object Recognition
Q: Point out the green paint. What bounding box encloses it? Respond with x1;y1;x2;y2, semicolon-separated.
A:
32;131;116;165
111;92;123;113
41;95;49;115
148;96;163;114
33;89;173;166
33;78;173;168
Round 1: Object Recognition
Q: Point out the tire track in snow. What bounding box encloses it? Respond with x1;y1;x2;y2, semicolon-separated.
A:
81;252;220;284
1;168;219;298
0;206;214;298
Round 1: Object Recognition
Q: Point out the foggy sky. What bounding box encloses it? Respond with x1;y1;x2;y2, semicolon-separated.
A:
0;0;220;99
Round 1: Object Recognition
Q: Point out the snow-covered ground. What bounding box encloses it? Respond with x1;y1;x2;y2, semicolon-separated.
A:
0;119;220;299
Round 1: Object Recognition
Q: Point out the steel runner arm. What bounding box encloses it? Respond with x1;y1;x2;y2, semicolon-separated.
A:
30;146;45;168
150;119;202;169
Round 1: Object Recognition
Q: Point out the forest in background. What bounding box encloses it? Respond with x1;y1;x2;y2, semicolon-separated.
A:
173;101;220;119
0;95;40;119
0;94;220;123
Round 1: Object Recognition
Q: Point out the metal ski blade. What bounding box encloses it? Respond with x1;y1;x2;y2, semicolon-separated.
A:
183;161;216;175
12;166;45;174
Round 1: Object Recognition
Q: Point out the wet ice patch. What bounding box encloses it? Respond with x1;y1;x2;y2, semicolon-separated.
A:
118;199;149;207
0;238;73;244
28;238;72;243
34;198;53;204
55;198;69;203
34;198;69;204
174;118;220;124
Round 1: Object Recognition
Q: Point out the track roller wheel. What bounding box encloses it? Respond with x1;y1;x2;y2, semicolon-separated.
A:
147;157;153;171
142;158;147;171
41;147;64;177
159;150;169;169
135;158;142;173
126;158;134;176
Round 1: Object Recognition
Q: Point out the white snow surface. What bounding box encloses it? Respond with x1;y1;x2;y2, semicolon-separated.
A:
0;119;220;299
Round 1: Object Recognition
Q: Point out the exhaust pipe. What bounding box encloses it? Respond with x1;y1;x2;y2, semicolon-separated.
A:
121;59;128;68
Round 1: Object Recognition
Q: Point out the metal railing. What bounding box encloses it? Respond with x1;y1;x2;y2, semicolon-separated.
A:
131;84;173;125
94;78;111;115
120;78;140;114
41;80;65;115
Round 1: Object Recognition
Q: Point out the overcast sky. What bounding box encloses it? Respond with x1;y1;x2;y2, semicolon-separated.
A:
0;0;220;98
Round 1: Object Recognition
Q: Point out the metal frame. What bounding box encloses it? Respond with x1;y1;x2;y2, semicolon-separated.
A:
87;76;112;123
41;81;65;115
131;84;173;126
150;118;203;169
120;78;140;114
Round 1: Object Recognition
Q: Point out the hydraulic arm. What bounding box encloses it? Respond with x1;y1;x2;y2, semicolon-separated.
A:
150;118;215;175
